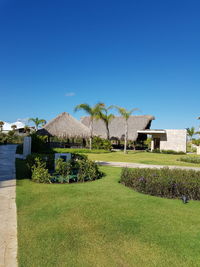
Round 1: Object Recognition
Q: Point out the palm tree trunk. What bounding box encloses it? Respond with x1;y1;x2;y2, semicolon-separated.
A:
89;119;93;150
106;122;110;140
124;121;128;154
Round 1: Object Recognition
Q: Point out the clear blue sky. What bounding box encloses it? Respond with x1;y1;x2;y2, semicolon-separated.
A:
0;0;200;130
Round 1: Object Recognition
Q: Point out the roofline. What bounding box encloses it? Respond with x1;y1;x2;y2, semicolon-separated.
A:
137;130;166;134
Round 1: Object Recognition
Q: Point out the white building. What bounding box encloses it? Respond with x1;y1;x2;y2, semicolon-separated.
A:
137;129;187;153
1;120;25;133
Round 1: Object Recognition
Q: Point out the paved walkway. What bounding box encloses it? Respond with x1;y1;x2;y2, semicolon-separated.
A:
0;145;17;267
96;161;200;171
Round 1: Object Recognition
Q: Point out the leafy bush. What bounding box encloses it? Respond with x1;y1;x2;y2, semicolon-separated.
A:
16;144;23;154
31;158;51;183
26;153;54;177
152;149;185;155
187;142;197;153
29;152;103;183
192;139;200;146
55;158;71;177
0;131;23;144
31;133;49;153
120;167;200;200
0;132;7;144
92;136;112;151
77;158;104;182
144;138;152;150
54;157;104;183
178;156;200;164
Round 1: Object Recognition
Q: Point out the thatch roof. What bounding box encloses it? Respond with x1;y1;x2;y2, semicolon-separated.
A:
37;112;90;138
81;115;155;141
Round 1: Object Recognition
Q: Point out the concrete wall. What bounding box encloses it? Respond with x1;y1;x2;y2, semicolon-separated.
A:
151;129;187;152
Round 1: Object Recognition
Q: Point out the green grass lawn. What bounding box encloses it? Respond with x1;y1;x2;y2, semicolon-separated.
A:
85;151;200;167
17;163;200;267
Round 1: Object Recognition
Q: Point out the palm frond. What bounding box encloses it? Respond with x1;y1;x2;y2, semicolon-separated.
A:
74;104;92;114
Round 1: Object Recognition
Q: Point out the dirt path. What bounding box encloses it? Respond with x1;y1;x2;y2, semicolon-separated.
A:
96;161;200;170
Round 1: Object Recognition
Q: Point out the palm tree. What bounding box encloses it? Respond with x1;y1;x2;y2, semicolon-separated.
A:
74;103;104;149
186;127;196;141
11;124;17;131
0;121;4;132
96;105;114;140
114;106;138;154
28;117;46;131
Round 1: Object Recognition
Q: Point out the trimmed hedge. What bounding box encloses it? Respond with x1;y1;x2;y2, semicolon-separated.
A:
53;148;111;154
120;167;200;200
152;149;185;155
178;156;200;164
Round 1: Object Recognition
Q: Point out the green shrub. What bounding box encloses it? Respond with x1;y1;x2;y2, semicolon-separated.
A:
54;157;103;183
192;139;200;146
55;158;72;177
31;133;49;153
152;149;185;155
92;136;112;151
26;153;54;177
0;132;7;144
0;131;23;144
120;167;200;200
31;158;51;183
28;152;103;183
77;158;104;182
16;144;23;154
178;156;200;164
187;142;197;153
144;138;152;150
53;148;111;154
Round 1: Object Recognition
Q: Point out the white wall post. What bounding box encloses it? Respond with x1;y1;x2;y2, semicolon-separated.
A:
23;136;32;158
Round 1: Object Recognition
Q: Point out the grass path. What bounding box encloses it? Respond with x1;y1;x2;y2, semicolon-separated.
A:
17;164;200;266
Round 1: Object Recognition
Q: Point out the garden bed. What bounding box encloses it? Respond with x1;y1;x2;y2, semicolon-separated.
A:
120;167;200;200
24;152;104;184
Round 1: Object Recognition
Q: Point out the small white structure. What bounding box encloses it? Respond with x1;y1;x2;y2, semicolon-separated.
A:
23;137;32;158
138;129;187;153
197;147;200;155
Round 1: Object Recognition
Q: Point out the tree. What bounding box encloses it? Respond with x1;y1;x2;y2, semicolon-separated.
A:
96;105;114;140
186;127;196;140
114;106;138;154
74;103;104;149
0;121;4;132
24;125;31;134
11;124;17;131
28;117;46;131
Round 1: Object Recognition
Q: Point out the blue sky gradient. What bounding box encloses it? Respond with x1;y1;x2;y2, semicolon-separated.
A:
0;0;200;129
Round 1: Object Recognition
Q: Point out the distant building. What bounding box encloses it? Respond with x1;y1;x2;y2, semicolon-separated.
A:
81;115;155;141
1;121;25;133
137;129;187;152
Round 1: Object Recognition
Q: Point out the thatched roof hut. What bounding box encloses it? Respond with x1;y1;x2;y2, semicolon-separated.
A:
37;112;90;138
81;115;155;141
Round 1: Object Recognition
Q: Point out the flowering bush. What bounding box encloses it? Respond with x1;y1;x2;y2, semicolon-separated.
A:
120;167;200;200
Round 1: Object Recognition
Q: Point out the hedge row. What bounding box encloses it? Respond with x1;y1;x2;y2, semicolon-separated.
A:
120;167;200;200
178;156;200;164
